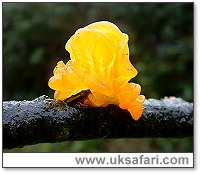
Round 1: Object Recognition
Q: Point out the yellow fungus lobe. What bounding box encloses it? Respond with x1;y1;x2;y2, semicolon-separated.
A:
48;21;145;121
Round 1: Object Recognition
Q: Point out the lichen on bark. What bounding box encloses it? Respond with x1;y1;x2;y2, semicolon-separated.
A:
3;96;193;149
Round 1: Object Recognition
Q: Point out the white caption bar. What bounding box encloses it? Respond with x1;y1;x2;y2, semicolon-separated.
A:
3;153;193;168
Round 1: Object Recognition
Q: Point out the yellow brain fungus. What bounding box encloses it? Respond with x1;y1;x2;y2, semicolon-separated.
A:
48;21;145;121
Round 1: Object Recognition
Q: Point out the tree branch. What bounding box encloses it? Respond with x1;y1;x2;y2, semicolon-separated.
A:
3;96;193;149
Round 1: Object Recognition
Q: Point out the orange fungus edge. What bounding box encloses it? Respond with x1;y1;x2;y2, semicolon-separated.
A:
48;21;145;121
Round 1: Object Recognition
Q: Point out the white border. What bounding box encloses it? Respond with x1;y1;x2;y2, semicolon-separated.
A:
3;153;194;168
1;0;198;172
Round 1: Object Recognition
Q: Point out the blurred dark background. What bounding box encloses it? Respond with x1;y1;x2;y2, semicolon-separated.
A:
3;2;193;152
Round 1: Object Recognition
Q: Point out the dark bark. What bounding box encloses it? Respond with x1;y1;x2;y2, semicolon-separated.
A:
3;95;193;149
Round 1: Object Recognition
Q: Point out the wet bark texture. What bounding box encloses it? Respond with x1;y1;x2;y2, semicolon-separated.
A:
3;96;193;149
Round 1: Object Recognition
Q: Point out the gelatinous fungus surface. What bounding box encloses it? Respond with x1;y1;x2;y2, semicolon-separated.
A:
48;21;145;120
